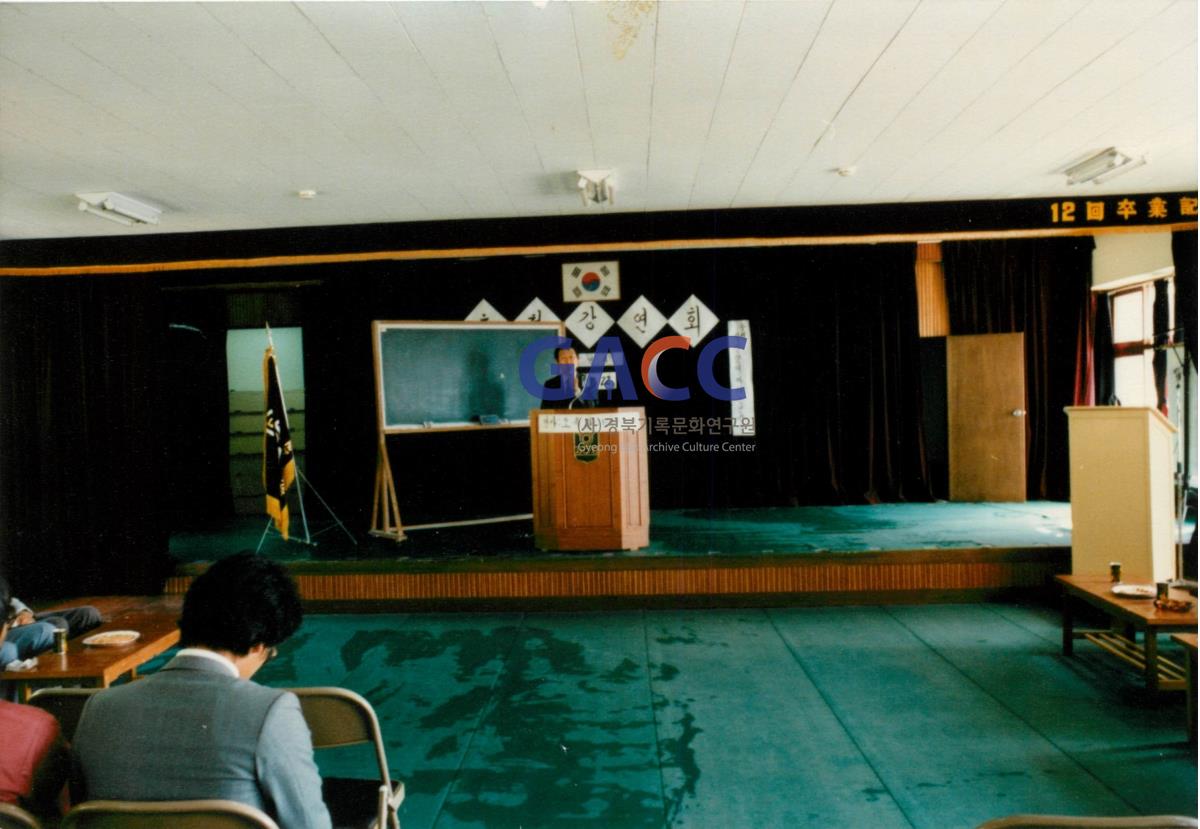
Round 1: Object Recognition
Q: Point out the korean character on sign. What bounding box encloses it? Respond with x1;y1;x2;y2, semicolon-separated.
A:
654;417;669;434
621;416;640;432
685;304;699;333
672;417;687;434
687;417;704;434
633;307;648;334
722;417;737;433
527;309;543;321
706;417;722;435
577;305;597;330
603;417;618;432
740;417;754;430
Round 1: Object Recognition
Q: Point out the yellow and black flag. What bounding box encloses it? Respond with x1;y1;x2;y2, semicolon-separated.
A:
263;345;296;540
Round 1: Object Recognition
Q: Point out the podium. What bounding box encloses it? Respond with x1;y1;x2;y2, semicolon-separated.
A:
530;407;650;551
1065;406;1178;581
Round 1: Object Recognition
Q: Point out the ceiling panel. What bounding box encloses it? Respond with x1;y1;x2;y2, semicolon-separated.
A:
644;1;741;212
0;0;1194;239
688;0;831;209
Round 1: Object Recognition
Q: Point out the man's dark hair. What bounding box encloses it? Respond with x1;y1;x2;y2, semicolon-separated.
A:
179;552;303;654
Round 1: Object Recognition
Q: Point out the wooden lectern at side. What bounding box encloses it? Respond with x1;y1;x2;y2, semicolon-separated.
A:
530;406;650;551
1065;406;1178;582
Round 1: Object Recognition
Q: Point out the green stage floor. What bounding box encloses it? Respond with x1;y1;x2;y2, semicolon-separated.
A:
144;602;1196;828
169;501;1074;563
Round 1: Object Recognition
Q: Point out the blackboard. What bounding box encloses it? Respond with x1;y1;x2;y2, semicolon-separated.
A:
373;321;563;432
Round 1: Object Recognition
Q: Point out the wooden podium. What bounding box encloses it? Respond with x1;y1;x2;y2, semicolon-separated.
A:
1065;406;1179;581
530;407;650;551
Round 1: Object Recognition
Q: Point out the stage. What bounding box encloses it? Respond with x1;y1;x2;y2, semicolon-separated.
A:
167;501;1074;608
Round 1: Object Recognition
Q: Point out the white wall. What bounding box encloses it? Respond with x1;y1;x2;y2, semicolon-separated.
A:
1092;232;1174;287
226;327;304;391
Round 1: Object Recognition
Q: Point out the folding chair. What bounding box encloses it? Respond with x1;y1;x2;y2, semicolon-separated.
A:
0;803;42;829
26;687;100;742
292;687;406;829
975;815;1199;828
61;800;280;829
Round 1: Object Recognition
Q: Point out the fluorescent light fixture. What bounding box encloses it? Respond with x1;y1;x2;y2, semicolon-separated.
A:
1064;148;1147;186
577;170;614;207
76;192;161;225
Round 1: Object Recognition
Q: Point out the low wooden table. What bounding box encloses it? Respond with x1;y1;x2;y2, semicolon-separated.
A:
1;595;181;700
1172;632;1198;741
1056;574;1197;695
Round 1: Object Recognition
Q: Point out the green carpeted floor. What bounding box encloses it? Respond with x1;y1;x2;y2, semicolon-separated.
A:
222;603;1195;828
169;502;1074;563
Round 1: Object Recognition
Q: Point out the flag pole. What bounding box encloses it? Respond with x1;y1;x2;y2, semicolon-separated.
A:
265;321;274;349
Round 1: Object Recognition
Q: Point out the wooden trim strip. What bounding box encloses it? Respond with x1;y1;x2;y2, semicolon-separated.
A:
2;222;1194;278
164;557;1062;600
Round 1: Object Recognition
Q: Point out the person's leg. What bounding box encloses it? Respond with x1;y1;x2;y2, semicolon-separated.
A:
0;640;17;665
36;606;101;637
4;620;57;659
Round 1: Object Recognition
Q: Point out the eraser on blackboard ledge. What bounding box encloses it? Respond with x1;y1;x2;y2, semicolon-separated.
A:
423;421;433;428
476;414;501;425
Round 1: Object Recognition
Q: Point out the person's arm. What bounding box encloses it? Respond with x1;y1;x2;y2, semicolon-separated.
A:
9;597;33;626
255;693;332;829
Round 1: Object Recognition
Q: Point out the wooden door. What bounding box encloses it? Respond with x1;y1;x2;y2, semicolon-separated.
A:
947;332;1026;502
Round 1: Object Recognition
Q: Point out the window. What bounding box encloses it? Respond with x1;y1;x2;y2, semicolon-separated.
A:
1110;281;1171;407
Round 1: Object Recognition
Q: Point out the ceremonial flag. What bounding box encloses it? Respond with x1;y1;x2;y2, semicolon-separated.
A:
263;345;296;539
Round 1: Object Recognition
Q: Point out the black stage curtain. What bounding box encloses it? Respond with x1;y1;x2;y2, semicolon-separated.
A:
943;237;1094;501
161;288;233;529
0;243;931;583
1173;230;1197;370
0;276;172;597
298;243;930;521
745;245;930;505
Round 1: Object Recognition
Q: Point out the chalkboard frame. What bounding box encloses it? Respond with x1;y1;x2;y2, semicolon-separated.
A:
372;319;565;434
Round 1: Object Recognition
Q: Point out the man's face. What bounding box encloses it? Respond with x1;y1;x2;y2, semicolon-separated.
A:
556;348;578;367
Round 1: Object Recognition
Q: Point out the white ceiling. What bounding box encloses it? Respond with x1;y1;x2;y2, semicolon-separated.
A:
1;0;1196;241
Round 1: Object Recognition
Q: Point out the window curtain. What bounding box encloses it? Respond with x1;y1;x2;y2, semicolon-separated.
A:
942;237;1095;501
1093;293;1116;406
1153;278;1171;415
0;276;173;597
1172;230;1197;370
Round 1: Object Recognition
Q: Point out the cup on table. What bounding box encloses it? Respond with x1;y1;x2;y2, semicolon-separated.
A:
1110;562;1122;583
1156;582;1170;601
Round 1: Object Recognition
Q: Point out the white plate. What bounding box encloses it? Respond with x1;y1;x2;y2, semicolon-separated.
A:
1111;584;1155;599
82;630;141;647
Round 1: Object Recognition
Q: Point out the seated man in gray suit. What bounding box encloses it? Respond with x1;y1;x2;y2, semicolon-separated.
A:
73;552;331;829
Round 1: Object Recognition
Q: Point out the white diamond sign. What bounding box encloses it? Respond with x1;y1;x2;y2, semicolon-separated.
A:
617;295;667;348
517;298;559;323
565;301;613;349
668;294;718;343
465;299;505;322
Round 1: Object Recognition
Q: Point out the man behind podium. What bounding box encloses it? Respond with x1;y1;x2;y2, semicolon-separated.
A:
540;347;599;410
73;553;331;829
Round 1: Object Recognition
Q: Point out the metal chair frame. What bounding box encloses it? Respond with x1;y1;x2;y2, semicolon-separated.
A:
292;686;405;829
61;799;281;829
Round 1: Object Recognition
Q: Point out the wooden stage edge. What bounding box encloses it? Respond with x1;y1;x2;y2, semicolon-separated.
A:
167;546;1069;610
